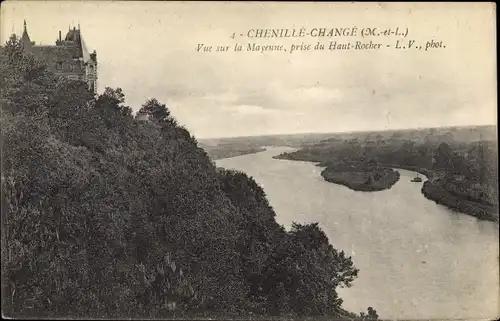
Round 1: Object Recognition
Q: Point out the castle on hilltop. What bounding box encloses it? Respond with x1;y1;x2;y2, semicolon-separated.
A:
16;20;98;94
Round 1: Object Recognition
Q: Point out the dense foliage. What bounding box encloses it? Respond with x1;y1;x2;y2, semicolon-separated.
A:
1;36;375;319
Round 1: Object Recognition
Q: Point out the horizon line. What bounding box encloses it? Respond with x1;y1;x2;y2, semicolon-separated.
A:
196;123;497;141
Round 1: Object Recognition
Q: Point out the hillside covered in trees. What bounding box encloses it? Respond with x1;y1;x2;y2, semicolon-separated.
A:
0;36;379;319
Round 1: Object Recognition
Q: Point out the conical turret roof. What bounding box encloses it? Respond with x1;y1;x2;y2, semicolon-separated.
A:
20;19;32;50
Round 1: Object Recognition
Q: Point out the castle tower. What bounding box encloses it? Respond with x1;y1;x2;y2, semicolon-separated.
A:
87;49;98;94
20;20;33;51
61;25;98;94
16;20;98;95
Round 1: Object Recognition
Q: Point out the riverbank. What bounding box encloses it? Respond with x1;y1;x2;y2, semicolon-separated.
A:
377;164;498;222
422;181;499;222
204;146;266;160
321;167;400;192
376;163;435;180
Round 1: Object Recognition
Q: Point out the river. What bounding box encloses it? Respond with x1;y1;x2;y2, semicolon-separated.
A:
216;146;499;320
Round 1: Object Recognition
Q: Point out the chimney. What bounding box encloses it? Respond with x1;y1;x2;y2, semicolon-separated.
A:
59;30;61;41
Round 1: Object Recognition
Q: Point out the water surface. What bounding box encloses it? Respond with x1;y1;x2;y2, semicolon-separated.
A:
216;146;499;320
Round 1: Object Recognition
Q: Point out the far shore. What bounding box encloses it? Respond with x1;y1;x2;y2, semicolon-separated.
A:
205;147;267;160
376;164;498;222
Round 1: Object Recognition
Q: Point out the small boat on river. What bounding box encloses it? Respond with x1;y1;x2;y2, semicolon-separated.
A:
411;174;423;182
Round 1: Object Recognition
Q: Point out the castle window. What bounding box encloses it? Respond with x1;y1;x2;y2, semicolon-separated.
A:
56;62;63;70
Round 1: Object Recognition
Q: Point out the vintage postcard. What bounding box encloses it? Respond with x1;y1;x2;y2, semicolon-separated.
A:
1;1;498;320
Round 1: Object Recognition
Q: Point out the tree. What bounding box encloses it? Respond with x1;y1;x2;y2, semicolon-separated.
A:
433;142;453;171
359;307;379;320
96;87;132;117
139;98;171;123
450;152;468;176
94;87;132;130
260;223;358;316
0;36;52;115
46;78;95;144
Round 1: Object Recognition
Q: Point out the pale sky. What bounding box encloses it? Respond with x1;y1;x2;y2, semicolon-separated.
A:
1;1;497;138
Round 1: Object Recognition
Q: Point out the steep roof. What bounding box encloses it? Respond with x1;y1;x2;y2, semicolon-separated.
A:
20;20;32;50
30;45;86;74
31;46;75;62
15;21;94;71
65;28;80;42
80;36;90;62
62;27;90;62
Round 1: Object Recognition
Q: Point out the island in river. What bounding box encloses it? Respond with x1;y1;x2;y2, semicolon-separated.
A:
321;165;400;192
274;154;401;192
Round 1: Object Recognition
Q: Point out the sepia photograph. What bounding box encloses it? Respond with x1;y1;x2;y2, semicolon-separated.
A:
0;1;498;320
